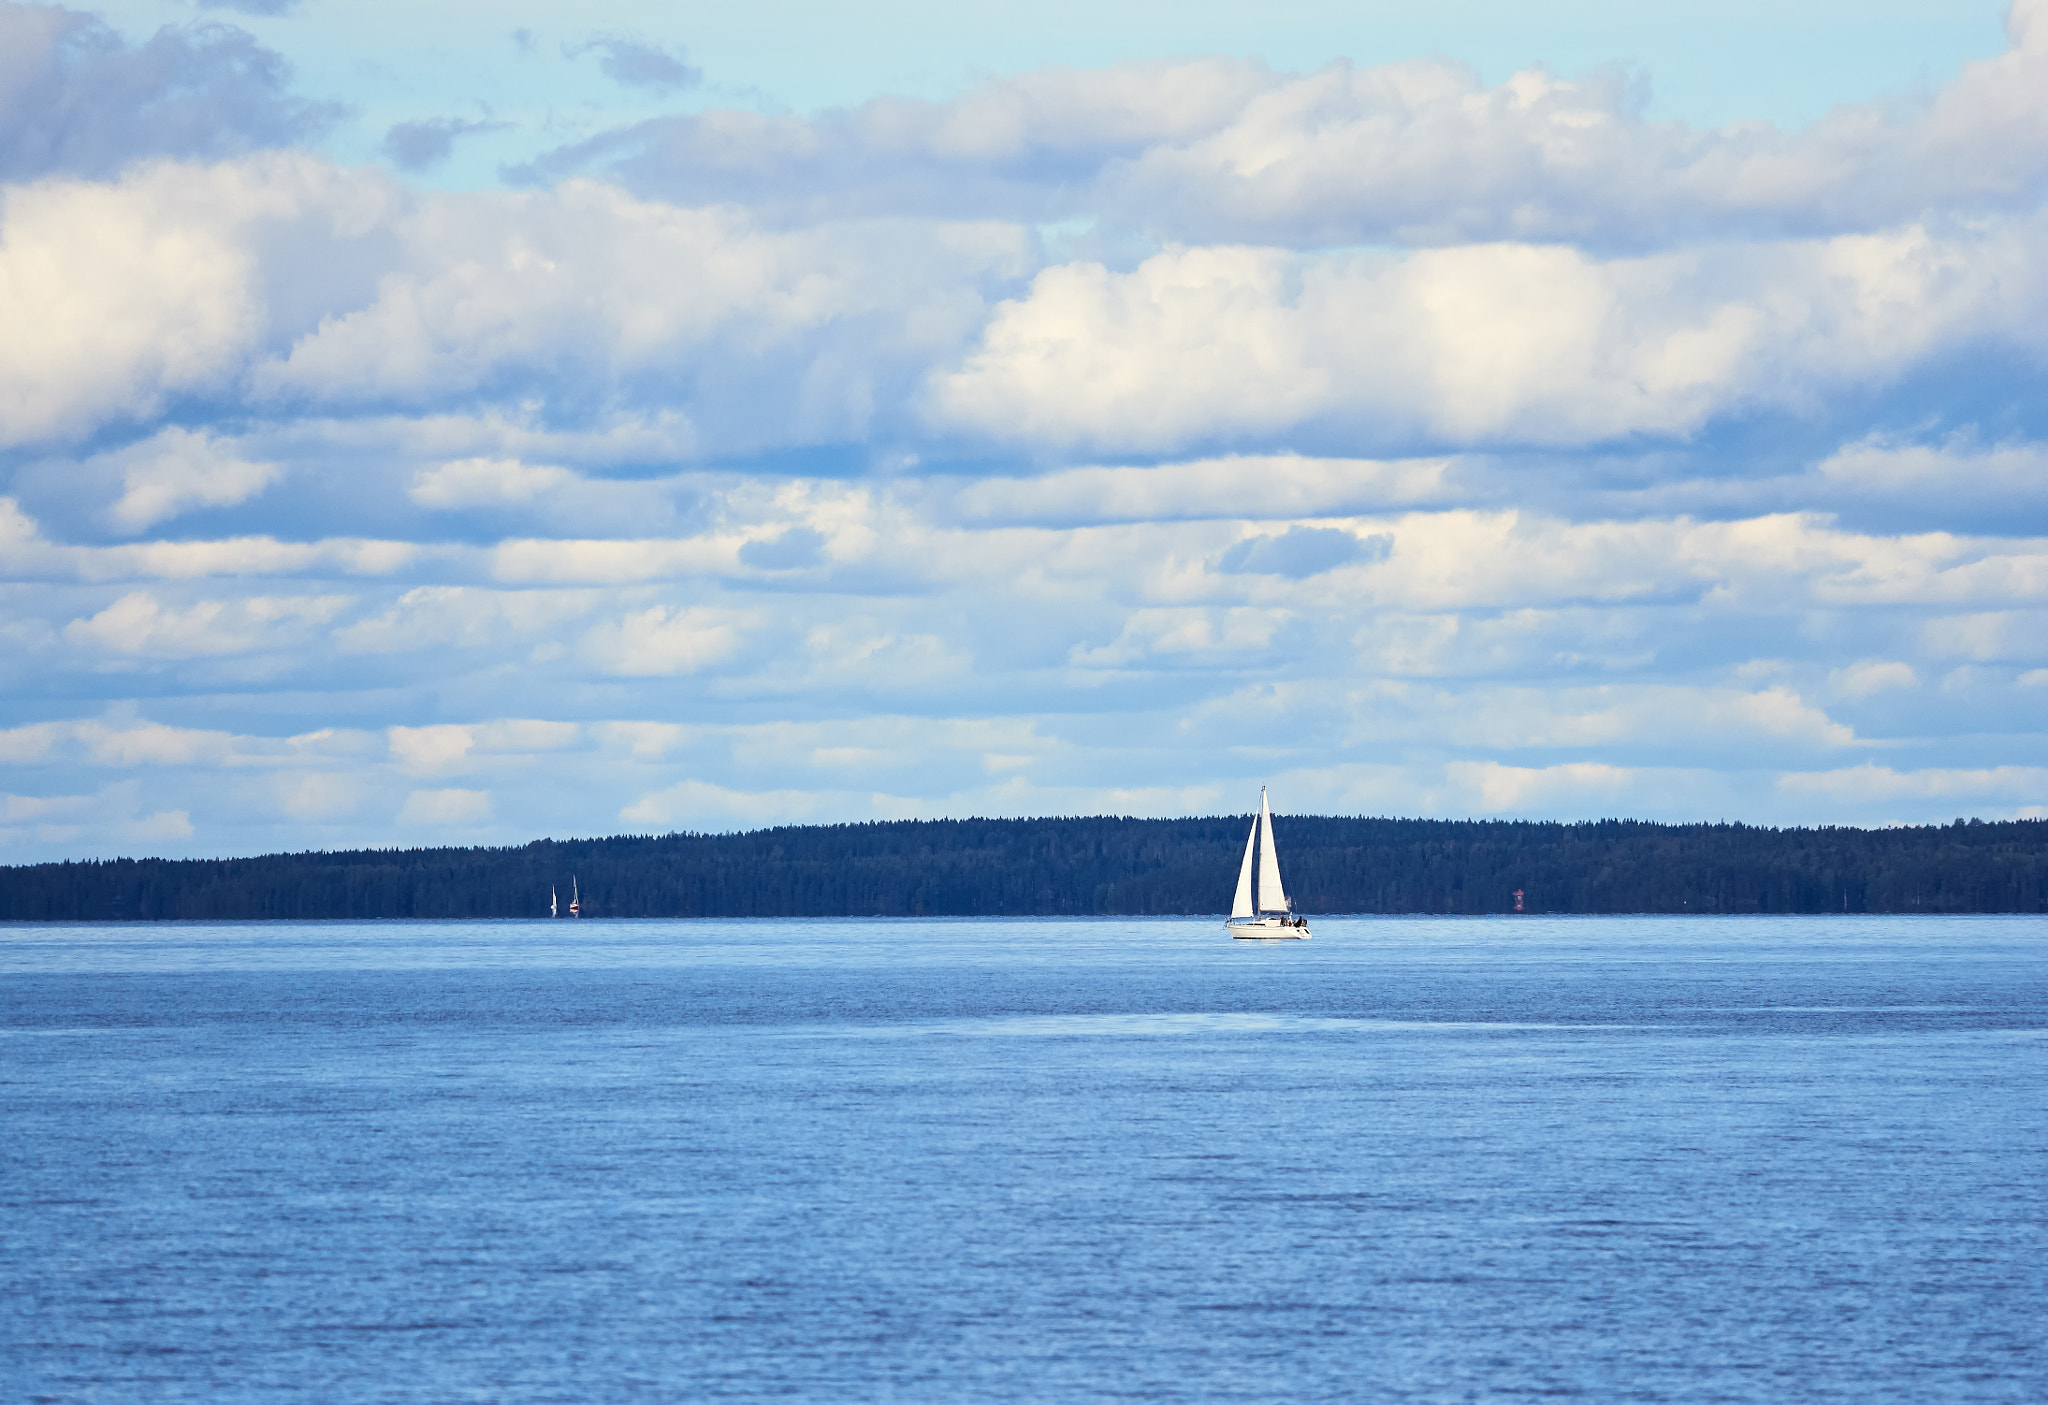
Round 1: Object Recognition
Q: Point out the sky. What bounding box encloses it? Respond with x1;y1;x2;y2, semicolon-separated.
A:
1;0;2045;861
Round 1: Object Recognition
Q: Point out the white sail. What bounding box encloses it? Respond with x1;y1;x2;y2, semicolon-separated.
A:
1257;787;1289;912
1231;818;1257;918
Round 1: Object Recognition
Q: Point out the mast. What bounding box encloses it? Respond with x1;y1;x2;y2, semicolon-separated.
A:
1257;787;1289;913
1231;817;1257;918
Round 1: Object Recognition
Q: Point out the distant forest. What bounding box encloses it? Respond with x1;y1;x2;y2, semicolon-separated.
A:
3;815;2046;920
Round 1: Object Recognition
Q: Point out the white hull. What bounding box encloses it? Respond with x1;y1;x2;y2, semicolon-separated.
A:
1227;916;1310;940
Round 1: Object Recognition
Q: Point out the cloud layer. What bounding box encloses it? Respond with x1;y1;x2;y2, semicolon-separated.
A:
3;1;2047;859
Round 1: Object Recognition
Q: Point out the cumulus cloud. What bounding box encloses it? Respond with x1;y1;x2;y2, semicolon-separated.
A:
1447;760;1637;815
1827;660;1919;699
245;178;1033;449
63;590;347;657
0;3;337;181
275;770;357;820
1814;434;2048;524
525;4;2048;248
579;604;745;675
0;155;394;447
0;782;189;847
409;457;576;508
388;719;579;775
1920;611;2048;663
0;157;1029;457
334;586;599;653
738;526;825;570
10;9;2048;858
8;150;2047;467
1218;526;1390;579
397;786;491;825
620;777;823;828
510;56;1272;214
1072;607;1293;669
1777;762;2048;805
100;427;280;531
928;224;2047;452
0;716;249;767
946;454;1455;526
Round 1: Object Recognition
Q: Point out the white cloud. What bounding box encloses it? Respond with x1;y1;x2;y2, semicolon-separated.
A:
592;720;694;759
1816;435;2048;501
388;725;476;774
766;620;968;692
334;586;600;653
0;782;191;848
0;155;382;447
621;777;825;828
1447;760;1638;814
100;427;281;532
579;604;745;675
929;223;2044;452
10;16;2048;857
945;453;1454;525
1317;681;1860;754
489;536;737;584
0;514;424;584
0;720;299;774
1071;607;1291;669
386;720;579;776
74;537;421;583
1921;611;2048;663
275;771;360;821
1777;763;2048;804
122;809;193;841
397;787;492;825
71;719;239;767
249;179;1032;446
409;457;576;508
63;591;348;657
1828;660;1919;699
544;5;2048;248
2;789;94;822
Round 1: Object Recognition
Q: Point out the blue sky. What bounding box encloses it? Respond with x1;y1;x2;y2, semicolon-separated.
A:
2;0;2046;859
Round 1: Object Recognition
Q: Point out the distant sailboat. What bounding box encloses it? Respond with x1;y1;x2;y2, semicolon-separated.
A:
550;885;558;917
568;876;581;917
1227;787;1309;939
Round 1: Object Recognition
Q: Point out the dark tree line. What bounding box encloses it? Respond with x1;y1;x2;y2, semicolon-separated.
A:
3;815;2045;920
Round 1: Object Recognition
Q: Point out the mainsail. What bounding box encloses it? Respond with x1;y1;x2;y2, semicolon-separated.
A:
1257;787;1289;912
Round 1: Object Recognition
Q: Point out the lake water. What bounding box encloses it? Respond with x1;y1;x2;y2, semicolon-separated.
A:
3;915;2044;1403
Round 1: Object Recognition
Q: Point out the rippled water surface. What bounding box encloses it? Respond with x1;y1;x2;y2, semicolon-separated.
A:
4;915;2044;1402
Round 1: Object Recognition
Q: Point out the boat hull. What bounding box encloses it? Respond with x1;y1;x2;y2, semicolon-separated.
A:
1227;917;1310;940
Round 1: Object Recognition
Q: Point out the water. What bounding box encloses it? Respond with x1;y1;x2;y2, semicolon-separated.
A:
3;915;2044;1403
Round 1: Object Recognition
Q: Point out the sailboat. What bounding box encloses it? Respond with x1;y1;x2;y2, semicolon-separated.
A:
550;885;558;917
568;876;581;917
1227;787;1309;939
